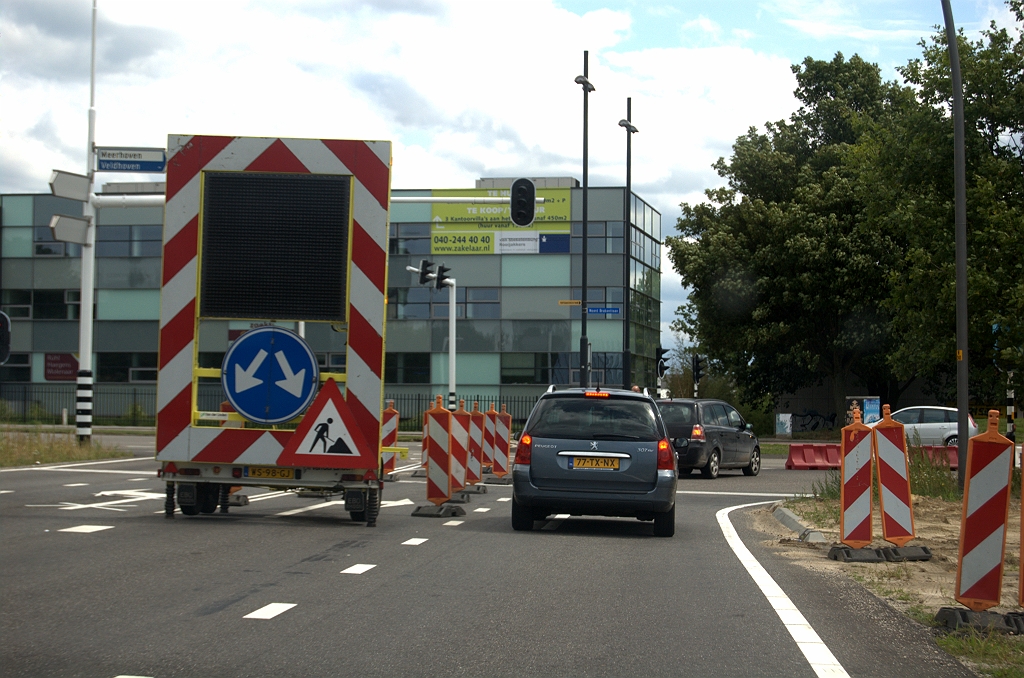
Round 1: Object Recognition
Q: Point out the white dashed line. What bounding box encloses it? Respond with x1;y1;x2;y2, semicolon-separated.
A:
127;478;148;482
244;603;296;619
473;507;491;513
276;501;345;516
496;497;511;502
717;502;849;678
341;564;377;574
0;490;13;494
114;674;154;678
680;490;811;498
381;498;415;508
59;525;114;533
63;483;88;487
402;538;428;546
443;520;464;526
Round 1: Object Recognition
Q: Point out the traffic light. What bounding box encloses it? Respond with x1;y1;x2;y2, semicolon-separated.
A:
435;264;452;289
656;347;670;378
509;178;536;227
418;259;435;285
0;311;10;365
691;353;706;384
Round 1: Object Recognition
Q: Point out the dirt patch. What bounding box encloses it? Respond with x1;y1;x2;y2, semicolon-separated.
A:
759;496;1024;616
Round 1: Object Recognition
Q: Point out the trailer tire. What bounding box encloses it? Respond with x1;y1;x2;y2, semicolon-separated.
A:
198;484;219;514
180;503;200;516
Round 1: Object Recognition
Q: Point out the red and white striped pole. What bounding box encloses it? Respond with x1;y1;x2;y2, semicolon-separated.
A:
957;410;1014;611
381;400;399;476
466;401;484;486
450;400;470;494
840;408;874;548
873;404;915;547
483;403;497;472
492;404;512;478
425;396;452;506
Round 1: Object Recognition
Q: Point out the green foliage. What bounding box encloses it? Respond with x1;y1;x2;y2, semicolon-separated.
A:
935;627;1024;676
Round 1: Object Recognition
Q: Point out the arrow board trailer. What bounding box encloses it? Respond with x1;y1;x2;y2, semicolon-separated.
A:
155;135;392;525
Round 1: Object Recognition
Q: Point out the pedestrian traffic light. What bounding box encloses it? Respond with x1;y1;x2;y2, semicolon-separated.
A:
435;264;452;289
509;177;536;227
656;347;670;378
0;311;10;365
692;354;706;384
418;259;435;285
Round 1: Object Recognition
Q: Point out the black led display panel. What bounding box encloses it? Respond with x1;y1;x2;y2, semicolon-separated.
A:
200;172;350;322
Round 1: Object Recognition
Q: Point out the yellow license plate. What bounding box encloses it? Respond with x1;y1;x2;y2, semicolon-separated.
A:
573;457;619;469
244;466;294;479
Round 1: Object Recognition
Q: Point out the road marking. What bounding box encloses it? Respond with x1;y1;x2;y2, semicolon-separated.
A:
496;497;511;502
717;501;849;678
402;538;428;545
246;490;292;502
29;502;130;512
393;463;421;473
679;490;811;498
244;603;296;619
276;501;345;516
63;483;88;487
541;514;569;531
0;490;13;494
59;525;114;533
381;498;414;508
0;457;151;473
443;520;464;526
341;563;376;574
473;507;490;513
114;674;153;677
127;478;148;482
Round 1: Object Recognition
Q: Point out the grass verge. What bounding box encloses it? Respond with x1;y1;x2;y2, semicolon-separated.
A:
936;629;1024;677
760;443;789;457
0;427;131;467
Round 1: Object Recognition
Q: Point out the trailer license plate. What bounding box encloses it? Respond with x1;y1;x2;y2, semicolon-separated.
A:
244;466;294;480
572;457;619;470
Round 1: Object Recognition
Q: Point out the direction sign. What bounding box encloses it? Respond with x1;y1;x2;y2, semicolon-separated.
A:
221;326;319;424
96;147;167;173
587;307;621;315
558;299;581;306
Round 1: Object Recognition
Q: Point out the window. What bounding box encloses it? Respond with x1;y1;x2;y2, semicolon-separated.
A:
384;352;430;384
316;353;347;373
429;287;499;320
921;408;946;424
1;290;31;318
95;224;163;257
387;287;431;320
32;290;81;320
388;223;431;255
0;353;31;382
892;409;920;425
34;226;65;256
501;353;571;385
726;406;743;428
97;353;157;382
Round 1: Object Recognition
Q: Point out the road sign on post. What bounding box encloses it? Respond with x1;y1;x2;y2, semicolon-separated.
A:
221;326;319;425
95;147;167;173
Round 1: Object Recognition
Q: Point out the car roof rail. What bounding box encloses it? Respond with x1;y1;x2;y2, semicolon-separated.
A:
643;387;651;397
546;384;557;393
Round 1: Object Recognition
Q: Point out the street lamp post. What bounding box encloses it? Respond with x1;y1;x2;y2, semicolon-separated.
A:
618;99;638;389
575;52;595;388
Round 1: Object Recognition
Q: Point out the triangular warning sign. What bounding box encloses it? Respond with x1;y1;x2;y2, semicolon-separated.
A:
277;379;376;469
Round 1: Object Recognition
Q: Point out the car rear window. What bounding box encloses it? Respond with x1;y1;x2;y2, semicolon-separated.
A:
658;402;696;428
527;396;662;441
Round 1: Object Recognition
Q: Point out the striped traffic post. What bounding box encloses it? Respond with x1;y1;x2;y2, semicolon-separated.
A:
873;404;915;547
492;404;512;478
840;408;874;548
466;402;484;486
483;403;497;471
425;396;452;506
956;410;1014;611
450;400;470;494
381;400;399;476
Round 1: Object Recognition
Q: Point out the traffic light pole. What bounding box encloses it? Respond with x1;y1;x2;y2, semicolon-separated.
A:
407;261;457;410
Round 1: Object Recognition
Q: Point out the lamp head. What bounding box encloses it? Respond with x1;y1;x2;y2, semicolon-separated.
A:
618;119;639;133
574;75;596;92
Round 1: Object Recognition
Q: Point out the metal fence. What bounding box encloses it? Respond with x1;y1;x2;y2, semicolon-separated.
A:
384;394;540;432
0;383;157;426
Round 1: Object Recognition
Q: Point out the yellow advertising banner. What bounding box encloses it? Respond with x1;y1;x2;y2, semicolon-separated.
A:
430;188;571;255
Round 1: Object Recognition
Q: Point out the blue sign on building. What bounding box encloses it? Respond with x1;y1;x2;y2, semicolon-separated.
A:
587;307;621;315
221;326;320;425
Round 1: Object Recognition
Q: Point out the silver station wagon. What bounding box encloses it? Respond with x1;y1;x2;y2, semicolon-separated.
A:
511;388;678;537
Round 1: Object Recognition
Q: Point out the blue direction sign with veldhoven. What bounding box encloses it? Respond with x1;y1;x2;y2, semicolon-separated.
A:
221;326;320;425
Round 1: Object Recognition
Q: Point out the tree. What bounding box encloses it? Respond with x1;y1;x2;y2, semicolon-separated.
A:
668;54;912;418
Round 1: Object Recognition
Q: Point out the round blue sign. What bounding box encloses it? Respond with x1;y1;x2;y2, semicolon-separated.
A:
221;326;320;425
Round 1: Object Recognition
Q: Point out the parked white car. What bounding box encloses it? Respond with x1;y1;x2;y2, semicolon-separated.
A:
879;406;978;447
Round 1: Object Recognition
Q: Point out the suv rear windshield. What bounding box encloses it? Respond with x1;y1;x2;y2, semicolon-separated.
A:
527;395;662;441
658;402;696;428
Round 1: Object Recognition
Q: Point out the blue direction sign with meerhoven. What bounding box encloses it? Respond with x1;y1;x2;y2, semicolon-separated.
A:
221;326;320;425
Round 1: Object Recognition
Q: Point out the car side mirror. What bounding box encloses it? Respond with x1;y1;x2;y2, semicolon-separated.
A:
745;423;753;432
512;431;520;441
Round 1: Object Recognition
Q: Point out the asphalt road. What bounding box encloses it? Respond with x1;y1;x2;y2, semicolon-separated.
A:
0;453;973;678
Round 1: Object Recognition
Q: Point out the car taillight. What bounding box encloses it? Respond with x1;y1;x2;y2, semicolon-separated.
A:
969;414;976;428
514;433;532;465
657;438;674;470
691;424;706;442
584;391;609;398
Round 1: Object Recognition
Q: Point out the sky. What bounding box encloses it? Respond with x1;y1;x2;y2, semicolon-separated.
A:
1;0;1017;347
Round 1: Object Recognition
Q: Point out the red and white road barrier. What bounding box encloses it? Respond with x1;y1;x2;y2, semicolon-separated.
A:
873;405;915;547
483;403;497;470
381;400;399;476
492;404;512;478
840;408;874;548
956;410;1014;611
450;400;470;494
466;402;484;486
424;396;451;506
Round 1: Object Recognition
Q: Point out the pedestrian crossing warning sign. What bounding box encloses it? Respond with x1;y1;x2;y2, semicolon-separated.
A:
276;379;376;469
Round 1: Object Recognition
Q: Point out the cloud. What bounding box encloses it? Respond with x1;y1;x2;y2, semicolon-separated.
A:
759;0;928;43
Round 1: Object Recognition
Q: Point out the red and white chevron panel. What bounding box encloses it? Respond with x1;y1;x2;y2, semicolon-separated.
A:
873;417;915;547
956;413;1014;611
450;401;470;493
156;135;391;466
467;402;484;486
381;401;399;475
483;403;497;469
840;418;874;549
492;405;512;478
425;396;451;506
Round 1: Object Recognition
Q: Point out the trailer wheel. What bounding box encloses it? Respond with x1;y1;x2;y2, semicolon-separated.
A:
180;503;200;516
349;509;367;522
198;484;220;514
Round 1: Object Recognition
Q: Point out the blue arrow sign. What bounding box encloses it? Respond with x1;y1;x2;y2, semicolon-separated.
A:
221;326;320;425
587;307;621;315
